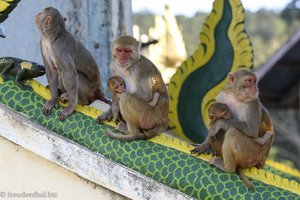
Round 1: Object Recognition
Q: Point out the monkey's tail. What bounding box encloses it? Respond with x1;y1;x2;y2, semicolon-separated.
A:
142;125;166;139
105;130;145;141
237;169;254;190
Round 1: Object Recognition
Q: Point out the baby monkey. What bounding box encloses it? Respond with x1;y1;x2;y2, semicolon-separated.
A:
207;102;272;152
108;76;160;123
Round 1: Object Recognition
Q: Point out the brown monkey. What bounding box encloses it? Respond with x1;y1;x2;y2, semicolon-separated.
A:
107;76;126;123
203;102;273;189
203;102;232;157
97;35;169;141
210;69;274;148
192;102;272;156
108;76;161;123
35;7;110;121
191;69;274;190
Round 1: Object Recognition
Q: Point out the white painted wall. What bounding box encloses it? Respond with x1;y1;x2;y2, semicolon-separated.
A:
0;0;133;95
0;136;128;200
0;103;194;200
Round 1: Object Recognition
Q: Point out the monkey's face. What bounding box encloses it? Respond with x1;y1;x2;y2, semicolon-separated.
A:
114;81;125;94
236;75;258;102
35;10;46;32
115;47;134;68
208;103;231;122
220;110;231;119
35;7;66;34
112;36;140;69
109;78;126;94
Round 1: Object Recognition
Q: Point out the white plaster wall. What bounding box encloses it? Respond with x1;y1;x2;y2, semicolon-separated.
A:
1;1;66;64
0;0;133;94
0;1;67;85
0;136;128;200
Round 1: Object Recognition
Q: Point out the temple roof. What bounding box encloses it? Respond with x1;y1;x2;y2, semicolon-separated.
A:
255;28;300;109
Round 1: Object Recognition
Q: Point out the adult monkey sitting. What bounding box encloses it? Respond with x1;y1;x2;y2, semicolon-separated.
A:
35;7;110;120
97;35;169;141
191;70;274;182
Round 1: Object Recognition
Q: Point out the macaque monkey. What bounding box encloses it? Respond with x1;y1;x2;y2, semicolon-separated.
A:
35;7;110;121
191;69;274;190
107;76;126;123
98;35;169;141
193;102;272;156
108;76;161;123
200;102;232;157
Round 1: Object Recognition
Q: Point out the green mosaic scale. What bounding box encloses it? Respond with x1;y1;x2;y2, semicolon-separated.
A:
0;80;299;199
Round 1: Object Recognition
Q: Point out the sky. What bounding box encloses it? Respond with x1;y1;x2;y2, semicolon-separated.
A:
132;0;292;17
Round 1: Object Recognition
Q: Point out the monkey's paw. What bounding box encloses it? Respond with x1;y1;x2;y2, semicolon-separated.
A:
96;111;113;124
116;122;128;133
43;99;59;116
190;142;211;156
59;105;75;121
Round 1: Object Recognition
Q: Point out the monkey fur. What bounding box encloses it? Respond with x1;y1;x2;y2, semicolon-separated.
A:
35;7;110;121
191;69;274;190
98;36;169;141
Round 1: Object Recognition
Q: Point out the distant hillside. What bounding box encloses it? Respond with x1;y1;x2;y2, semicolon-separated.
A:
134;9;300;67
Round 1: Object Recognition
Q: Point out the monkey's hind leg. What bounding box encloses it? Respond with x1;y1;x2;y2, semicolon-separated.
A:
209;156;233;172
210;145;236;173
116;122;128;133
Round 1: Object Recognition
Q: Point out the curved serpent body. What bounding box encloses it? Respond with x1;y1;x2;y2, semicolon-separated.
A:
0;80;299;199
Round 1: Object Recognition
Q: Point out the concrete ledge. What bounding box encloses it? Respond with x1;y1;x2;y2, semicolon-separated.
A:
0;103;194;200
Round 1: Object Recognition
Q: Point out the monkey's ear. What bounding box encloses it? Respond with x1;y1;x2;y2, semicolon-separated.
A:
64;17;67;22
45;16;52;29
227;73;235;84
208;114;216;122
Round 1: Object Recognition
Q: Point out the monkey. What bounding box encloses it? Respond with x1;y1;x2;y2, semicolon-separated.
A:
210;70;274;148
107;76;126;123
197;102;232;157
35;7;110;121
193;102;273;156
203;102;274;189
207;102;254;189
191;69;274;190
97;35;169;141
108;75;161;123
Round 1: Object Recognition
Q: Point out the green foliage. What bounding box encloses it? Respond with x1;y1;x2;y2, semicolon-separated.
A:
176;12;207;55
133;12;155;35
245;9;288;67
133;8;300;67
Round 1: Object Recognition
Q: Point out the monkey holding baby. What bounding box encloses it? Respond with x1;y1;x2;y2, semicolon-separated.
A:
98;36;169;141
107;75;161;123
191;69;274;190
35;7;110;121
